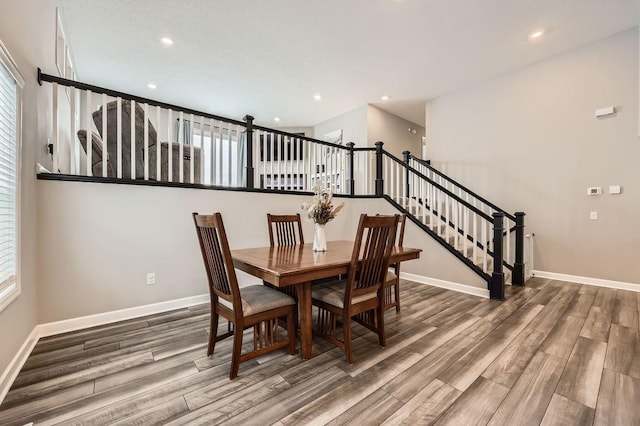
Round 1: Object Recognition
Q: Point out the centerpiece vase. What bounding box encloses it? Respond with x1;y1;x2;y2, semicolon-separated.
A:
313;223;327;252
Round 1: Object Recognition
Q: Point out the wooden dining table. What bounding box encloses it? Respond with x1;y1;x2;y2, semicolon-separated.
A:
231;240;421;360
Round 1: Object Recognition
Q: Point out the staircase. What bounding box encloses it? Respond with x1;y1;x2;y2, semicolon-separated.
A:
377;146;527;299
37;69;527;300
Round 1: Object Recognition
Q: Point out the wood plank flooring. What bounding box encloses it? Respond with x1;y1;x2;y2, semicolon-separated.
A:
1;278;639;425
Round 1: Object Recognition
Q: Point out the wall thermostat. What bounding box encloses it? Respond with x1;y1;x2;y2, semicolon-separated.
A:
587;187;601;196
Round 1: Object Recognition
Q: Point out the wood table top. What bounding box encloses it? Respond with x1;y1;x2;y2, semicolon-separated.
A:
231;240;421;287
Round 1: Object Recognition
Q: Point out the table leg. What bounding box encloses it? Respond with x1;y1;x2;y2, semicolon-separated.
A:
296;282;313;360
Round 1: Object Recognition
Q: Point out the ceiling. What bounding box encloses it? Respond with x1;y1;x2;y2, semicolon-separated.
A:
59;0;639;128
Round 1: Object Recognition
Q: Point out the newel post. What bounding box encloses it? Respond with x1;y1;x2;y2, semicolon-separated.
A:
243;115;255;189
347;142;355;196
512;212;526;286
374;141;384;197
403;150;410;199
490;212;505;300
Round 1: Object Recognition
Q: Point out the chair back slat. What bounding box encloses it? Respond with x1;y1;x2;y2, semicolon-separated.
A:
193;213;241;309
397;214;406;247
348;215;398;297
267;213;304;247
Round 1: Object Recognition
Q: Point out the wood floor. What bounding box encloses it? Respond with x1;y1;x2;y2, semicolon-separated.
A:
1;278;639;425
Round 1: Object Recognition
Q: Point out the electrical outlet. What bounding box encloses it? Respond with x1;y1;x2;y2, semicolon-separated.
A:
590;211;598;220
146;272;156;285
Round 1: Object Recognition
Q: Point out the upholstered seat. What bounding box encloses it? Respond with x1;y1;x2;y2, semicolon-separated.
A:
218;285;295;316
385;271;397;284
311;280;377;309
192;212;296;379
311;214;399;363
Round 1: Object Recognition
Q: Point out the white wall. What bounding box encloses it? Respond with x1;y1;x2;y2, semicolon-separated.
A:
427;28;640;285
0;0;57;377
366;105;424;159
313;104;424;159
36;180;485;323
313;105;368;147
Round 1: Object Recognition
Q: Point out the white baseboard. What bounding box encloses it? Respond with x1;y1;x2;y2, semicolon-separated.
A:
533;270;640;293
37;293;210;338
0;293;209;404
400;272;490;299
0;327;39;404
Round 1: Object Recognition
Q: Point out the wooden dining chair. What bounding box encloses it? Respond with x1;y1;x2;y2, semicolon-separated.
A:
384;214;407;313
192;212;297;379
311;214;399;363
267;213;304;247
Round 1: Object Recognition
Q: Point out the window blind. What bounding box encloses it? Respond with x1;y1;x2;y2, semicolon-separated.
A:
0;59;18;304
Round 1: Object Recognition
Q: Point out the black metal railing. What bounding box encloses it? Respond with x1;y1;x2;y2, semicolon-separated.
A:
37;69;526;299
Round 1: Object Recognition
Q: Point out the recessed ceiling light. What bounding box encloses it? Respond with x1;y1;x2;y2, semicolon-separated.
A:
313;94;322;101
528;29;545;40
147;83;157;90
160;36;174;46
274;117;281;122
381;95;390;101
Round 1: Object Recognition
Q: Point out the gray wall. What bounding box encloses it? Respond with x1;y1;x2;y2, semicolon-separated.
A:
427;28;640;285
367;105;424;159
313;104;424;159
36;180;484;323
0;0;57;374
313;106;368;147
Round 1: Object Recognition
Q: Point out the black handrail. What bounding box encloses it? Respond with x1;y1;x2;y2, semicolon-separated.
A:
252;125;348;151
38;68;247;127
383;152;493;222
409;154;516;222
38;69;520;295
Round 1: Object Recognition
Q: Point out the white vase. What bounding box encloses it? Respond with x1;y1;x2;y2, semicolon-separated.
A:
313;223;327;252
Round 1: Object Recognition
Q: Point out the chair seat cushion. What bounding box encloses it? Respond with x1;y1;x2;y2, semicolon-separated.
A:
385;271;397;285
219;285;295;316
311;280;377;309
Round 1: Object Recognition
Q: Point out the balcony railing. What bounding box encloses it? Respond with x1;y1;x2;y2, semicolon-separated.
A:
38;69;527;299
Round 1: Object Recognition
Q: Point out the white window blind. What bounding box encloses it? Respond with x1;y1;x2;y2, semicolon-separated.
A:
0;40;22;312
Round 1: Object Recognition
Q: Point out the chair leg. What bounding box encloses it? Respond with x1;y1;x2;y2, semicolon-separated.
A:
208;310;219;356
230;324;243;379
394;281;401;313
287;307;296;355
376;305;386;347
344;316;353;364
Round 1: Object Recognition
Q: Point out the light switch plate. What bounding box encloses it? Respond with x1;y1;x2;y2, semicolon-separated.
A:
587;187;601;196
595;106;616;117
609;185;621;194
590;211;598;220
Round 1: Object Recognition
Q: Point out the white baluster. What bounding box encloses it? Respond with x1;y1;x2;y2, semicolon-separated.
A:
130;100;136;179
69;86;77;174
101;93;107;177
52;83;59;173
189;113;195;184
143;103;149;180
483;220;488;273
116;97;122;179
84;90;92;176
156;106;161;181
167;109;173;182
178;111;184;183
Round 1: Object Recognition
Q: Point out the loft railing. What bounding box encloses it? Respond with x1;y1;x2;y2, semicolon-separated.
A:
38;69;353;194
38;69;526;299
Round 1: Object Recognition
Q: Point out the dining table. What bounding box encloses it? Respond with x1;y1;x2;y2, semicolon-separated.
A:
231;240;421;360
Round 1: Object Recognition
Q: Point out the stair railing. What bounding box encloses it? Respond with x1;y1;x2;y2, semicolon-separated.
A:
379;147;505;299
38;70;524;298
406;153;525;286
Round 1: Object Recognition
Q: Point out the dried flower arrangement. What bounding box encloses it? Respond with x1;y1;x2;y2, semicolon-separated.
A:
301;185;345;225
